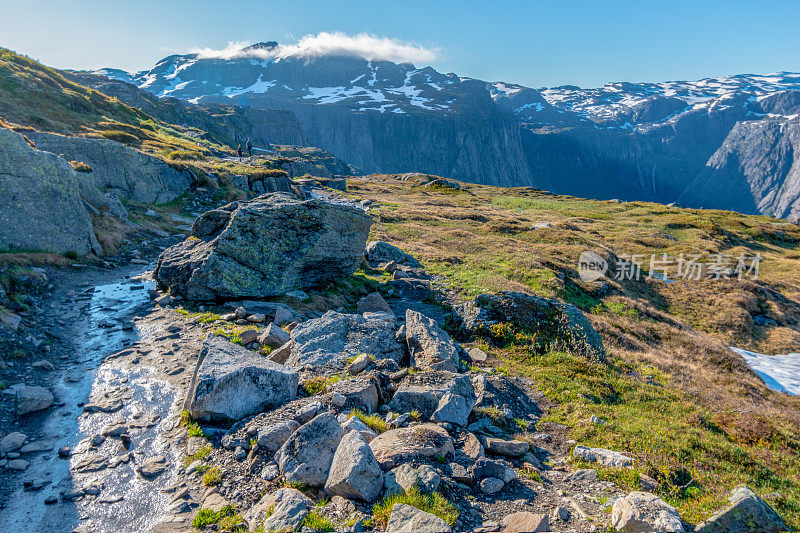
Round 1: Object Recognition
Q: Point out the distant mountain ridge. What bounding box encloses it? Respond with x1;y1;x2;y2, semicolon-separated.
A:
93;43;800;219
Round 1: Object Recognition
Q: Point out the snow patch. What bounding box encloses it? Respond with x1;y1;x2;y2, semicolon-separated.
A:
731;347;800;395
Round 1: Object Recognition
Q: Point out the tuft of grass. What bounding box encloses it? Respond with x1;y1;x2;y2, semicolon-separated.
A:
201;466;222;487
301;374;346;396
69;160;92;172
180;410;205;438
185;445;211;466
372;486;458;529
301;510;335;532
350;410;390;434
192;505;243;530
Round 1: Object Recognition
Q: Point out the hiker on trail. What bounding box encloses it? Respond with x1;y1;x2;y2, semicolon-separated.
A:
237;144;243;160
246;138;253;157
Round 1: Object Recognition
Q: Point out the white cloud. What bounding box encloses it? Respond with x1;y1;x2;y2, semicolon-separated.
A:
191;32;439;65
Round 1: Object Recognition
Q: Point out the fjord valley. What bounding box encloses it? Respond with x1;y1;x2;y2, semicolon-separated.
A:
1;35;800;533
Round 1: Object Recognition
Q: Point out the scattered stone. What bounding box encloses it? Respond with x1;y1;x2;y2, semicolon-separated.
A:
384;464;441;495
247;314;266;324
186;336;299;422
330;377;379;413
568;468;599;482
245;487;311;533
285;290;309;301
501;511;550;532
573;445;632;467
32;360;55;371
480;477;504;494
155;193;372;300
462;432;485;461
10;384;54;415
388;371;476;420
405;310;459;372
695;486;786;533
6;459;29;471
342;415;378;443
466;347;488;363
366;241;420;267
483;437;529;458
347;353;371;375
1;432;27;454
639;473;659;492
276;412;345;487
273;306;294;327
386;503;452;533
612;491;684;532
259;323;291;347
74;454;109;473
432;391;471;427
58;446;71;458
325;430;384;502
257;420;300;455
137;456;168;479
331;392;347;408
369;424;454;469
19;441;54;454
472;458;517;484
357;292;393;315
154;295;174;307
44;495;58;505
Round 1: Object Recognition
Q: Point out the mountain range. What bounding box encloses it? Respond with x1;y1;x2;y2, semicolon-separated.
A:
90;42;800;219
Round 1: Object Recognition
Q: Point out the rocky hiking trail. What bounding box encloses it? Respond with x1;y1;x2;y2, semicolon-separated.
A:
0;185;790;533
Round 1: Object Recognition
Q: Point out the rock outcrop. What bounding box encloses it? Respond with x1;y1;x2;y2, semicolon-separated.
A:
612;492;684;532
26;131;194;204
154;193;372;300
405;309;460;372
186;336;299;421
696;486;787;533
324;430;384;502
0;127;101;255
275;411;345;487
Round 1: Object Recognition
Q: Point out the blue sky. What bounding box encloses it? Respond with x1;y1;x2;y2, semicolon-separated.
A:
2;0;799;88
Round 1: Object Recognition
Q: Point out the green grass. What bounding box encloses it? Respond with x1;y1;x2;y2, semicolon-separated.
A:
192;505;243;530
301;510;335;532
185;445;211;466
350;410;390;434
301;373;346;396
180;411;205;438
201;466;222;487
372;486;458;529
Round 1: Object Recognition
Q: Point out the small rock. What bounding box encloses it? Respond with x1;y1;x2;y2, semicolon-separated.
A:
612;491;684;532
347;353;371;375
501;511;550;532
0;432;27;454
484;437;529;458
259;323;291;347
573;445;632;467
6;459;29;471
239;329;259;345
480;477;504;494
234;306;247;319
32;360;55;371
247;314;266;324
137;456;168;479
273;306;294;326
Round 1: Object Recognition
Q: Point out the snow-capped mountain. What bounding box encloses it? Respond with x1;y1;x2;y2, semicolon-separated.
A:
94;43;800;219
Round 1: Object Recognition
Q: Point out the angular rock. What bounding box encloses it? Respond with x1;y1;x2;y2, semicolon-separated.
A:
405;310;460;372
137;456;169;479
12;384;54;415
480;477;504;494
245;487;311;533
186;336;298;422
276;412;345;487
463;291;606;360
341;416;378;443
273;306;294;327
325;430;384;502
285;311;405;368
357;292;393;315
483;437;529;458
472;458;517;483
154;193;371;300
461;432;485;461
347;353;371;375
501;511;550;532
696;486;786;533
6;459;29;471
612;491;684;532
384;464;441;495
329;377;379;413
388;371;476;420
369;424;454;469
0;432;27;454
467;347;488;363
386;503;451;533
259;323;291;347
366;241;420;267
431;391;471;427
239;329;259;345
573;445;632;468
256;420;300;455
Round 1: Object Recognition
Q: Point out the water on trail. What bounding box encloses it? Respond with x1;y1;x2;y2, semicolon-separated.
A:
1;272;181;532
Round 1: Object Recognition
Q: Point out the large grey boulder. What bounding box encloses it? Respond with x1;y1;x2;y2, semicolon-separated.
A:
369;424;454;469
285;311;405;369
405;310;460;372
0;128;101;255
154;193;372;300
276;412;345;487
26;131;193;204
256;420;300;455
386;503;452;533
6;383;54;416
462;291;606;360
384;464;442;495
244;487;311;532
186;336;299;422
696;486;786;533
573;445;632;468
388;371;476;420
612;492;684;532
324;430;384;502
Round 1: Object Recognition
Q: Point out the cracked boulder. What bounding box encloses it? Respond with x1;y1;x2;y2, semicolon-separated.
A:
696;486;786;533
324;430;384;502
369;423;455;469
186;336;299;422
284;311;406;368
405;310;460;372
276;412;345;487
154;192;372;300
612;491;684;532
387;371;476;420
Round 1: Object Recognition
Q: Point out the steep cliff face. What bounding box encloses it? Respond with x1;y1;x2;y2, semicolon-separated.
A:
679;119;800;219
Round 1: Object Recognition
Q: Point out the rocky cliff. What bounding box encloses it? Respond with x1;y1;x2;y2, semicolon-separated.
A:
0;128;100;255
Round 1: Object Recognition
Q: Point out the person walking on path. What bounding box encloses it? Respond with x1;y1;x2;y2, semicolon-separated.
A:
246;138;253;157
237;144;243;160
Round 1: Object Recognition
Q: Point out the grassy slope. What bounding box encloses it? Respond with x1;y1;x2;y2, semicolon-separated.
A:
351;175;800;527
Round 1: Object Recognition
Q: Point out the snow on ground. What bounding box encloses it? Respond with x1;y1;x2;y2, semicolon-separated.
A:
731;347;800;395
222;75;276;97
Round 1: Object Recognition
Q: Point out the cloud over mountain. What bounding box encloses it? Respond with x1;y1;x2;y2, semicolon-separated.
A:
191;32;439;64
